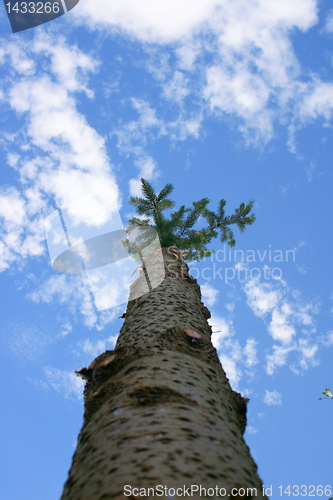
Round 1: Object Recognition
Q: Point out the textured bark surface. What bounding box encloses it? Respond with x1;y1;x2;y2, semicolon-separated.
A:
61;248;267;500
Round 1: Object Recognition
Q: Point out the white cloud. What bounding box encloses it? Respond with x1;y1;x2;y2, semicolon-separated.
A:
243;276;321;374
74;0;220;44
175;39;202;71
201;282;219;307
73;0;317;43
219;353;242;390
319;331;333;347
72;0;333;146
0;32;120;274
129;156;159;196
129;179;143;198
244;338;259;367
225;301;236;313
263;389;282;406
0;186;45;271
323;9;333;33
268;306;296;343
32;32;97;95
77;334;118;359
0;187;25;226
113;99;168;159
266;337;319;375
58;322;72;338
294;303;316;325
210;315;234;349
203;64;274;142
9;76;118;208
163;71;190;103
210;315;260;388
135;156;157;179
298;80;333;124
26;273;123;330
244;279;281;316
293;338;319;372
266;344;296;375
6;43;36;75
1;0;331;165
131;98;165;131
27;274;97;328
209;315;243;388
44;366;84;400
247;426;258;434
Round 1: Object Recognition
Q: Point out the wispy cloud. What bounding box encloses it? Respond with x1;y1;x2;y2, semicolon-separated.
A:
318;330;333;347
243;276;321;374
43;366;84;400
247;426;258;434
113;98;167;157
216;336;259;389
244;279;281;316
201;282;219;307
263;389;282;406
268;305;296;343
58;322;72;338
219;352;243;390
27;274;95;314
0;320;53;361
76;334;118;359
26;376;49;392
26;274;122;329
210;314;234;349
265;344;297;375
210;314;259;389
244;338;259;368
0;186;45;271
323;9;333;33
112;95;202;190
129;156;160;197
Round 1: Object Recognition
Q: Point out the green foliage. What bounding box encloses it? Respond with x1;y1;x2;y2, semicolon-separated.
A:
318;388;333;400
127;178;256;262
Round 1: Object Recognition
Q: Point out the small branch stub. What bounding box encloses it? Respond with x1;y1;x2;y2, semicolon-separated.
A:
74;353;116;381
75;367;92;381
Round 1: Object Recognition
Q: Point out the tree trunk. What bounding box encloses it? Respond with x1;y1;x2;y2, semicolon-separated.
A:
60;248;267;500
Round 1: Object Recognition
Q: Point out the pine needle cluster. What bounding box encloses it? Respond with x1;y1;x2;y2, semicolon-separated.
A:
127;178;256;262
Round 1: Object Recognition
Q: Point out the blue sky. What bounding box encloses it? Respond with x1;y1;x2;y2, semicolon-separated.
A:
0;1;332;499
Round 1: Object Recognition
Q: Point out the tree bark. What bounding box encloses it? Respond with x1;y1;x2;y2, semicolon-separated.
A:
60;248;267;500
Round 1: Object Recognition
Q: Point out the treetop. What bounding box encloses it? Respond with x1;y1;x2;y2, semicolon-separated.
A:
127;178;256;262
